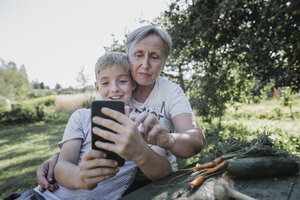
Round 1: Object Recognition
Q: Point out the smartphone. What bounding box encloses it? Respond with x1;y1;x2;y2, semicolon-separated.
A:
91;100;125;166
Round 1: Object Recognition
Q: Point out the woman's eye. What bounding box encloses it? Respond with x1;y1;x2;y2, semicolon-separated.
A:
135;54;143;58
120;80;128;83
151;55;159;60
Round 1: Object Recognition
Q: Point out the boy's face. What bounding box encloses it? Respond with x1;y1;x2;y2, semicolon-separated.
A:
94;65;135;106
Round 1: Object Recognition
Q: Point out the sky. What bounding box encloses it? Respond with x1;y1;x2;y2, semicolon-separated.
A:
0;0;169;88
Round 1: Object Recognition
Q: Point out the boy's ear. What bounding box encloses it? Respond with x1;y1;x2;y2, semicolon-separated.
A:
94;82;100;92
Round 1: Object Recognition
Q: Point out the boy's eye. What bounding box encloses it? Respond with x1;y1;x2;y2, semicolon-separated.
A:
119;79;128;83
100;82;109;85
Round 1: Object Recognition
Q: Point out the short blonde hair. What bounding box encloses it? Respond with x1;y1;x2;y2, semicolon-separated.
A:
95;52;130;80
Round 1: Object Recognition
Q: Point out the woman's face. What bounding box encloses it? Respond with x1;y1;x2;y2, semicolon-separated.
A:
128;34;166;87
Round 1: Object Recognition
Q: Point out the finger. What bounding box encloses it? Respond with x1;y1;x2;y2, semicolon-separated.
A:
133;111;149;127
39;186;46;193
143;114;159;134
48;183;59;191
82;149;107;161
92;127;121;144
80;166;119;179
80;158;118;170
36;167;50;190
95;141;121;154
125;106;130;117
101;107;132;125
47;163;54;183
147;124;166;144
83;174;116;188
92;116;125;135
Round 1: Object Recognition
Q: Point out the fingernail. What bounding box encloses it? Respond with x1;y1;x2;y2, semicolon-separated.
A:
114;161;118;166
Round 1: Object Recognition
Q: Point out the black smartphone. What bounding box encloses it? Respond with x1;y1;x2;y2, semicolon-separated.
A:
91;100;125;166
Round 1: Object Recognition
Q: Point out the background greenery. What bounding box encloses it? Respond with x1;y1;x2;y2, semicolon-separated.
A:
1;96;299;199
1;0;299;199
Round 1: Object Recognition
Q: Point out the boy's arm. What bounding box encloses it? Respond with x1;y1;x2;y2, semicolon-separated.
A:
54;139;119;190
54;139;83;189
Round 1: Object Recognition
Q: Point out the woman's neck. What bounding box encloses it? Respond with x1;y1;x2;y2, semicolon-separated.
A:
133;83;155;103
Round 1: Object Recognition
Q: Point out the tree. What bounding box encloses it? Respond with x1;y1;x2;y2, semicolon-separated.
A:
0;60;32;100
155;0;300;122
76;65;89;92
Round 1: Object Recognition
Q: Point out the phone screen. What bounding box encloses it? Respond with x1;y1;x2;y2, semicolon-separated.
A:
91;100;125;166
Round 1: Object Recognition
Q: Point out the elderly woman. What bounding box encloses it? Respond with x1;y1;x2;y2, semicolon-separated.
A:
37;25;205;192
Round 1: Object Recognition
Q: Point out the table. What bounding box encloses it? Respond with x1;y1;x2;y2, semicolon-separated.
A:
121;158;300;200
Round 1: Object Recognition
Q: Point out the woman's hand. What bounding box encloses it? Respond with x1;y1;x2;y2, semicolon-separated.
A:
92;107;147;162
36;153;59;192
133;112;174;150
78;149;119;190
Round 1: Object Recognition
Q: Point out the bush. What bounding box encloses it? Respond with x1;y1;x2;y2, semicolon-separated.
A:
0;95;56;124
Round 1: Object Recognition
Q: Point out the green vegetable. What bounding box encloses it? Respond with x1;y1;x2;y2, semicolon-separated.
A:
224;157;299;178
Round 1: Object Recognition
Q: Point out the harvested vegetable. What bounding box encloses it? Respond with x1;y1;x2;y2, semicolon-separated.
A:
224;157;299;178
189;160;227;188
185;133;295;188
182;157;223;172
189;175;205;188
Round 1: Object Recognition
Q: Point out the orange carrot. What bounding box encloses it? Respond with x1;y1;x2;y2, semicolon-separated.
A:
189;160;227;189
182;157;223;171
190;175;205;188
200;160;226;176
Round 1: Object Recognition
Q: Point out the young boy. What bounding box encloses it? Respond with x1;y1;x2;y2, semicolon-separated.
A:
16;52;172;200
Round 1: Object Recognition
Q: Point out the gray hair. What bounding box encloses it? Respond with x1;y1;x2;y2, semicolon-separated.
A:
125;25;172;58
95;52;130;80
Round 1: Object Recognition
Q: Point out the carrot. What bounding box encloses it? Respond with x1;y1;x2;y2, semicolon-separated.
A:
182;157;223;171
189;160;227;189
200;160;226;176
189;175;205;189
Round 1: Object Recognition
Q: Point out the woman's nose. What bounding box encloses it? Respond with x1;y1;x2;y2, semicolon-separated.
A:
141;57;150;70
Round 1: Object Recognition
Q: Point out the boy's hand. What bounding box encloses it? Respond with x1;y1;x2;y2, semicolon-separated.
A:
92;107;147;162
36;154;59;192
79;149;119;190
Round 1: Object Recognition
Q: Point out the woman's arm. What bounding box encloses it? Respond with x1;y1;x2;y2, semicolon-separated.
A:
169;113;205;158
54;139;119;190
134;112;205;158
92;107;172;181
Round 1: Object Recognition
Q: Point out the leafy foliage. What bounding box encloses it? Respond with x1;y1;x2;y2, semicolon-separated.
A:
0;95;56;124
154;0;300;122
0;59;32;100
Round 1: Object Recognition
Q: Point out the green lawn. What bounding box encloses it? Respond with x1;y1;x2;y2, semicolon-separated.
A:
0;120;67;199
1;97;299;199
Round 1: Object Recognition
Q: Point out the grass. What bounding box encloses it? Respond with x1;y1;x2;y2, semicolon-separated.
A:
177;97;300;168
0;96;299;198
55;92;96;112
0;116;69;199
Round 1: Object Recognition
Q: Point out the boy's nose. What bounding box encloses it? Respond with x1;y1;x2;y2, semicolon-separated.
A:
111;82;120;92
